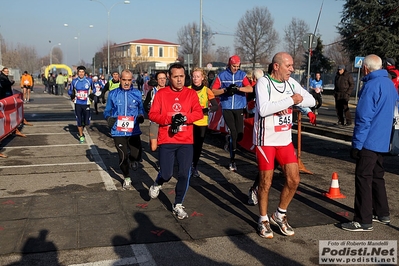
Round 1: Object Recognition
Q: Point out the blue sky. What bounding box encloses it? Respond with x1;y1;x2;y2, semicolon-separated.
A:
0;0;344;67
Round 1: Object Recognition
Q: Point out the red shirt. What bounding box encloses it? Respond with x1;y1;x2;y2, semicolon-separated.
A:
149;86;203;145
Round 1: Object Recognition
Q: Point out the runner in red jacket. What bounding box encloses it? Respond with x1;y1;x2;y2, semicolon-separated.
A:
148;63;203;220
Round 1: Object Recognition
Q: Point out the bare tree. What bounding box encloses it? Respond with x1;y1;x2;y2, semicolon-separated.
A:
214;46;230;63
284;18;309;69
235;6;278;69
177;22;213;66
324;36;351;70
52;47;63;65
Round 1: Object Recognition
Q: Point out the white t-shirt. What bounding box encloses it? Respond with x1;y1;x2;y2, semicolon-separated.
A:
253;75;315;146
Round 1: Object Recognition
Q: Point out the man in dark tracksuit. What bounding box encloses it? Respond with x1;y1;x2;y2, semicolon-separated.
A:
334;65;354;126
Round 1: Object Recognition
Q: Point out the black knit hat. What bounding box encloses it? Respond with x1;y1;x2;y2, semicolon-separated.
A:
386;58;395;66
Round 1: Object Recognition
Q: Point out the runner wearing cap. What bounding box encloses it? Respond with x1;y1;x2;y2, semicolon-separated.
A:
211;55;253;171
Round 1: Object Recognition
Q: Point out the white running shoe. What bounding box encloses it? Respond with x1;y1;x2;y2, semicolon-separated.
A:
149;183;162;199
270;213;295;236
248;187;258;205
173;204;188;220
257;220;274;239
122;178;132;190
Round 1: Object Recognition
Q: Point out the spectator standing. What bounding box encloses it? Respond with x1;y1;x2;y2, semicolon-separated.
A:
48;73;55;94
211;55;253;171
0;67;15;100
309;72;323;114
56;72;65;96
189;67;218;178
341;54;398;231
254;52;315;238
41;74;48;93
148;63;203;220
334;65;354;126
20;71;33;103
103;69;145;190
68;65;93;143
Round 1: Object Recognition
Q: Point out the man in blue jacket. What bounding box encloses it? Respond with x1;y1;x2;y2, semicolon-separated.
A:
341;54;398;232
103;69;145;190
211;55;253;171
68;65;93;143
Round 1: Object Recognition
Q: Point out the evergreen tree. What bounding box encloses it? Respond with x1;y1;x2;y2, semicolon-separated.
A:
302;36;332;74
337;1;399;63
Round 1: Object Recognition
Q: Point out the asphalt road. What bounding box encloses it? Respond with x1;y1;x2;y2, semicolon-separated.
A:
0;85;398;266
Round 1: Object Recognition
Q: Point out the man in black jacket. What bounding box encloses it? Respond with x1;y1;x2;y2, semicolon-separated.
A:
334;65;354;126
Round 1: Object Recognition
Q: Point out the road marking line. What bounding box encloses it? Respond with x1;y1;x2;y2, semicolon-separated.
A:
16;132;72;136
131;244;157;265
67;244;156;266
3;144;84;149
83;128;117;191
0;162;96;169
68;257;138;266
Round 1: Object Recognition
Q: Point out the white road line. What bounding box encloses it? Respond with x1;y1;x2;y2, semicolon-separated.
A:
83;128;117;191
67;244;156;266
68;257;138;266
131;244;157;265
1;162;96;168
298;130;351;145
3;144;83;149
67;100;116;190
18;132;72;136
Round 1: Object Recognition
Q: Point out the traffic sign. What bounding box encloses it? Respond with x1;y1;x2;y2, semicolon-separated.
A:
302;33;317;50
206;63;212;70
354;56;364;69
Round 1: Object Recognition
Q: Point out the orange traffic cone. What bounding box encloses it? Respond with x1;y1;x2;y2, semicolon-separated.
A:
323;172;346;199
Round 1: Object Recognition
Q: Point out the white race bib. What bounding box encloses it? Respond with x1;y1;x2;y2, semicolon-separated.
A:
273;108;293;132
76;90;88;100
116;116;134;132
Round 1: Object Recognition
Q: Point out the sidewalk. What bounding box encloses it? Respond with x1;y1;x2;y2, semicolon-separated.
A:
0;88;397;265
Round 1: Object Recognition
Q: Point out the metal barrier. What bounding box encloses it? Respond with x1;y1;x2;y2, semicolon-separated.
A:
0;91;25;157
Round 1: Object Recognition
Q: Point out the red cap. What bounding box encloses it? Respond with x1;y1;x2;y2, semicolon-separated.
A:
228;55;240;65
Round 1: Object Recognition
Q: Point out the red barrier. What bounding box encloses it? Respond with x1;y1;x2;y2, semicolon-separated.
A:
0;91;24;141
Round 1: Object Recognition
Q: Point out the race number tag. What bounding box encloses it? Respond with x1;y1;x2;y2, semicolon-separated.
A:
76;90;88;100
116;116;134;132
273;108;293;132
94;84;102;96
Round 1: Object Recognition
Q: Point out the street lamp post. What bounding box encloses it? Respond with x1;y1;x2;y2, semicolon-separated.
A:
50;43;61;65
90;0;130;76
64;23;80;63
64;24;93;64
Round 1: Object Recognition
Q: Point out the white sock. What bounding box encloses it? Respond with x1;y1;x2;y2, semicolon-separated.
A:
258;215;269;223
275;207;287;220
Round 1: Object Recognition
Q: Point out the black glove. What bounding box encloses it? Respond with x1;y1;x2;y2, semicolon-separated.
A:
89;93;95;101
350;148;360;160
225;84;239;96
101;98;106;104
107;117;116;128
202;108;209;115
171;113;186;134
70;90;76;100
137;115;144;124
